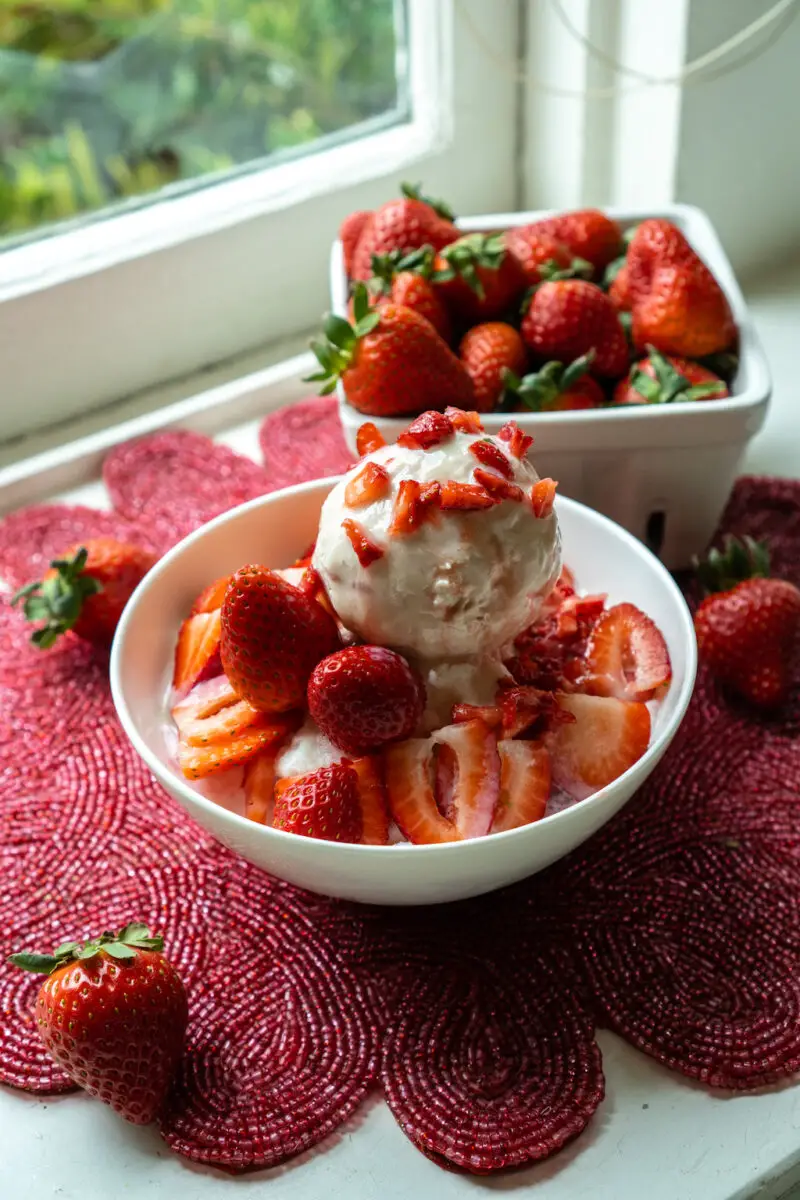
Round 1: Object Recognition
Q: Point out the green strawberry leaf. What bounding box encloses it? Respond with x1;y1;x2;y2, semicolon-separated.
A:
8;952;59;974
103;942;138;960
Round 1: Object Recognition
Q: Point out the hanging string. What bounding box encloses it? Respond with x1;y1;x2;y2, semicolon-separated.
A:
458;0;800;99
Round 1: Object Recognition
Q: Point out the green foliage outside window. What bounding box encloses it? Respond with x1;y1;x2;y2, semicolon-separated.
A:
0;0;405;237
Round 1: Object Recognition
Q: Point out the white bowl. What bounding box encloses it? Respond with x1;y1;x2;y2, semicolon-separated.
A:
330;203;771;569
110;479;697;907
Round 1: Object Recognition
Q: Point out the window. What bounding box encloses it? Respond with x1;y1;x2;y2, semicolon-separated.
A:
0;0;522;444
1;0;409;240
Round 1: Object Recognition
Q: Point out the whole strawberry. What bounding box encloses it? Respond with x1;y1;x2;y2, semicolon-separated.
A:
350;182;457;280
369;248;453;343
340;209;371;277
274;763;363;842
503;351;605;411
308;284;474;417
433;232;528;323
13;539;156;648
531;208;622;271
626;219;736;358
221;565;339;711
613;346;728;405
503;226;583;285
307;644;425;756
459;321;528;412
521;279;629;378
693;536;800;709
9;923;187;1124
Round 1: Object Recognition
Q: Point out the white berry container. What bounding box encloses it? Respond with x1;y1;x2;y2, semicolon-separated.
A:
329;204;771;569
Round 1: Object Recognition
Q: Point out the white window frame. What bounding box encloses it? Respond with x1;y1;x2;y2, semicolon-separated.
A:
0;0;522;443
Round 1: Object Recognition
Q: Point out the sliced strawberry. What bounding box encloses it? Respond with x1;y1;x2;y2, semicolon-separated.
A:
384;740;461;844
433;720;500;839
445;407;484;433
342;518;385;567
492;741;551;833
172;679;263;747
549;693;651;794
190;575;231;615
351;755;390;845
497;421;533;459
344;461;391;508
356;422;386;456
439;480;496;512
452;702;504;729
243;749;279;825
172;609;222;693
273;763;362;843
473;467;524;504
555;593;606;639
530;478;557;518
397;411;454;450
468;439;513;479
178;718;297;781
581;602;672;701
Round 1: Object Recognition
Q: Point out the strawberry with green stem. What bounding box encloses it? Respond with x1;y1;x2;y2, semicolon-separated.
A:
693;536;800;710
13;538;155;648
349;182;457;281
307;283;474;418
502;351;605;412
613;345;728;406
9;923;187;1125
368;245;453;343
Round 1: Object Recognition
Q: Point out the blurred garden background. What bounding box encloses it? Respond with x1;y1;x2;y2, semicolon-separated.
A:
0;0;406;241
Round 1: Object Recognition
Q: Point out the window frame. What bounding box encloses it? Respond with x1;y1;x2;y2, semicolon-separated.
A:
0;0;522;443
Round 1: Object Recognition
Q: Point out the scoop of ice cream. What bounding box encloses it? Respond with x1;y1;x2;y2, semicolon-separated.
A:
312;421;561;660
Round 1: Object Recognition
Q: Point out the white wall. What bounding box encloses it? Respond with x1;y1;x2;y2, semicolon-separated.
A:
675;0;800;278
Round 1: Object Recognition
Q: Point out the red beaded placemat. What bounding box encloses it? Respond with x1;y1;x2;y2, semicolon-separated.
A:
1;397;800;1175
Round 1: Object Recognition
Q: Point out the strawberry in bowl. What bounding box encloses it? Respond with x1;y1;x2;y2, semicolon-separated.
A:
111;409;696;906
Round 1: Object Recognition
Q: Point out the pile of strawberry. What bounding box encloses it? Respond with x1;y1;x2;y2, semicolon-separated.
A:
168;410;673;846
311;183;737;418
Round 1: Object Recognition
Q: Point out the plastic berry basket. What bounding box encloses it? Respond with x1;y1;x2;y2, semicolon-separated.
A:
329;204;771;569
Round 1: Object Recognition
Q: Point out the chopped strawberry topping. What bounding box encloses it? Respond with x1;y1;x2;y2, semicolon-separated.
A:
498;420;534;459
530;478;558;518
492;741;551;833
508;588;606;691
473;467;524;504
581;602;672;701
344;461;391;508
388;479;440;535
356;422;386;456
452;702;503;729
439;480;497;511
445;407;484;433
397;411;454;450
555;593;606;639
342;518;385;567
469;439;513;479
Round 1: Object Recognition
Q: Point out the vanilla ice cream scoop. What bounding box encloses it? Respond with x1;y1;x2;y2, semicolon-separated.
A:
312;417;561;659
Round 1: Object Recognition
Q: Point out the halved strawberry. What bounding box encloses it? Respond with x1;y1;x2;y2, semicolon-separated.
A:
581;602;672;701
356;422;386;455
492;741;551;833
445;407;484;433
243;749;280;825
190;575;231;615
432;720;500;838
342;518;385;567
439;480;496;511
178;718;297;781
172;609;222;693
351;755;390;845
549;693;651;794
344;461;391;508
273;763;362;843
384;740;461;844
